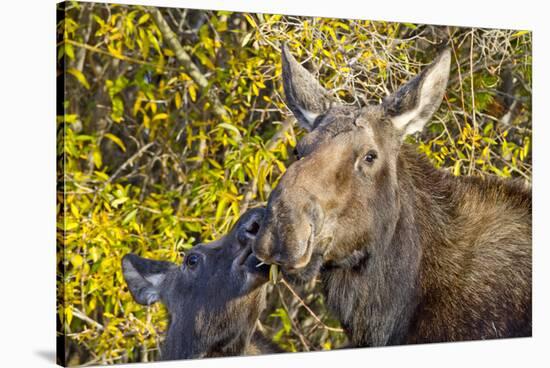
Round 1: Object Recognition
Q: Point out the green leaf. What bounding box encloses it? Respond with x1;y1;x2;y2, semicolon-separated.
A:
122;209;138;225
218;123;242;139
269;264;278;285
111;96;124;123
111;197;128;207
65;42;75;60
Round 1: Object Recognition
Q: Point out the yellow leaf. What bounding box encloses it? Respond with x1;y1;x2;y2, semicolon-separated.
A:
243;14;257;28
215;198;228;223
88;297;97;311
94;171;109;181
218;123;242;139
104;133;126;152
275;160;286;173
512;30;529;39
137;13;150;25
107;43;123;59
175;92;182;109
93;149;102;168
89;247;100;263
152;113;169;121
71;254;84;268
65;306;73;326
453;161;461;176
207;158;222;169
70;203;79;219
65;43;75;60
67;68;90;89
188;85;197;102
241;32;253;47
133;92;144;116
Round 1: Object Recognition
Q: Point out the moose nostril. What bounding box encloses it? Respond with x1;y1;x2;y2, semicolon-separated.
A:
245;221;260;237
237;219;262;246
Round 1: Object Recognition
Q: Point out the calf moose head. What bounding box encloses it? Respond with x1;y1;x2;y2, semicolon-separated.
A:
254;45;451;279
122;208;270;360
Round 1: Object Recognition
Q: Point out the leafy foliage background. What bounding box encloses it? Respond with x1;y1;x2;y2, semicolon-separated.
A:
57;1;531;365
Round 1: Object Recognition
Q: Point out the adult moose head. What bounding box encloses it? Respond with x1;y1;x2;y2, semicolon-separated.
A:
255;45;452;274
122;208;280;360
254;45;531;346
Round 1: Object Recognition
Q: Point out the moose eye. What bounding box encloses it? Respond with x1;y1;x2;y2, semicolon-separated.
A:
185;254;200;269
364;150;378;164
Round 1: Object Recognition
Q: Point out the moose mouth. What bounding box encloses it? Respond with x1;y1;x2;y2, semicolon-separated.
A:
281;232;335;285
281;223;316;273
234;245;270;279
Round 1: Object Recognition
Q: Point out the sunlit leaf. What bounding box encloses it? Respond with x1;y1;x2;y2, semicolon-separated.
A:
104;133;126;152
67;68;90;89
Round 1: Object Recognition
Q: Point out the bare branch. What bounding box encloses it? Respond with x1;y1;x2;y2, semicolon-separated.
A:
150;8;229;121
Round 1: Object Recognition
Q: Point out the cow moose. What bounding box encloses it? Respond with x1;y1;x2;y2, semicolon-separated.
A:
253;45;532;347
122;208;281;360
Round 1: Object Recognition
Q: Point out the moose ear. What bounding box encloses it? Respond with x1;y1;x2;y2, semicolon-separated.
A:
122;254;175;305
383;48;451;138
281;44;333;131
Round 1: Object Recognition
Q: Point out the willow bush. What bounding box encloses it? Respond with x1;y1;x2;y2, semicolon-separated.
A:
57;1;531;365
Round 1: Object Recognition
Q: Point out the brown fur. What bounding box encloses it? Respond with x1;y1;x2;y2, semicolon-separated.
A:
253;46;532;346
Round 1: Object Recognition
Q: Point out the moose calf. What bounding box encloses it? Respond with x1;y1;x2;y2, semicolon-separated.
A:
254;45;532;347
122;208;281;360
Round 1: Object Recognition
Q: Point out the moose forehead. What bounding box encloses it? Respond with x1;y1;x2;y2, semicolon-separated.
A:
187;239;230;258
296;104;387;155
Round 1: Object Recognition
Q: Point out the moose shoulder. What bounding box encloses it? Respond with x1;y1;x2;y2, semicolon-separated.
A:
253;45;532;346
122;209;281;360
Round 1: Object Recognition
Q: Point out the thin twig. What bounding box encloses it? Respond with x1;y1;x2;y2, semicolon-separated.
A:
71;307;104;331
105;142;155;186
275;284;311;351
279;278;344;333
61;39;180;72
468;30;477;175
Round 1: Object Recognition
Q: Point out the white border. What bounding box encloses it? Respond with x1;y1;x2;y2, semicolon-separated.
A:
0;0;548;367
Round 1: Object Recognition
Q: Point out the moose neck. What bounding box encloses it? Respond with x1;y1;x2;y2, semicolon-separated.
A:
161;315;252;360
161;318;200;360
321;143;457;346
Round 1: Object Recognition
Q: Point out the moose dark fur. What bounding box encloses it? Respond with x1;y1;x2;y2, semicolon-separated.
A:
253;45;532;346
122;209;281;360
